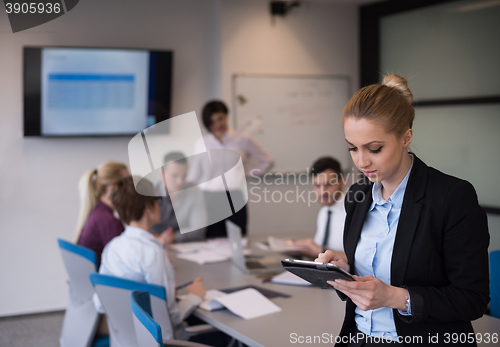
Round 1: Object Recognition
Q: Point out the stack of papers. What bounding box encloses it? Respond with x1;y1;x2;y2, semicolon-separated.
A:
171;239;249;265
271;271;312;286
169;242;208;254
268;236;306;253
177;250;230;265
199;288;282;319
254;241;271;251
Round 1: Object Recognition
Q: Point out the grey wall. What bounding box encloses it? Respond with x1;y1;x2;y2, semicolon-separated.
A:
379;0;500;252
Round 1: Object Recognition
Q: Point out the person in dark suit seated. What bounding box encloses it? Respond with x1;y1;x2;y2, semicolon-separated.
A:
316;74;489;346
150;151;207;244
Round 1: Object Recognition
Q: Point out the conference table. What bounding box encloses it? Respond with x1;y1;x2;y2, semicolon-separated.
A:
172;246;500;347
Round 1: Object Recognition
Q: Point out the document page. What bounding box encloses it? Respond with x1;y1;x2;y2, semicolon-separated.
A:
209;288;281;320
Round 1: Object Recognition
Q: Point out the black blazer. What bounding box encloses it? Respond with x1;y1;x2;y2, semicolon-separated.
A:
337;155;490;346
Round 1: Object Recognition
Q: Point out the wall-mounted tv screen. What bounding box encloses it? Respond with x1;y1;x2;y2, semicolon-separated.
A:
24;47;173;136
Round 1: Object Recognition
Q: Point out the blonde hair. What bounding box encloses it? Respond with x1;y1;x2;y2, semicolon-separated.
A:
74;161;128;242
342;74;414;137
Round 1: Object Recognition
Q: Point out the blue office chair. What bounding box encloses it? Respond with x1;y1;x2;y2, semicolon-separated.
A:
131;291;211;347
58;239;108;347
90;274;214;347
490;250;500;318
90;273;171;347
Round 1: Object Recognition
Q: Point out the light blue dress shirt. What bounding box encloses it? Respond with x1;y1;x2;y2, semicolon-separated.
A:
354;157;413;340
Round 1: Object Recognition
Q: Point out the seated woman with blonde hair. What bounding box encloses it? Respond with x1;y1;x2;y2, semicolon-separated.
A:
75;161;129;266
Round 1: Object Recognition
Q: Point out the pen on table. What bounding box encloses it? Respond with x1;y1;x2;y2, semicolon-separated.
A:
176;280;193;291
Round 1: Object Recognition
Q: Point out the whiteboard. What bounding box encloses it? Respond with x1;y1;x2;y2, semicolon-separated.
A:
233;74;351;173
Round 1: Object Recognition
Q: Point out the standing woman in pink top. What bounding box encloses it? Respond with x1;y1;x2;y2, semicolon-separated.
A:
74;161;129;266
188;100;274;238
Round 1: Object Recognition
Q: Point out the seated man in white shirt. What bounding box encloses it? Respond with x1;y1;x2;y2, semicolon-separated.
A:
97;176;207;341
294;157;347;261
151;151;207;244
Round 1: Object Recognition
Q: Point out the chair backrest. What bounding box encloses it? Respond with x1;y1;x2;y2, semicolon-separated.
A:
490;250;500;318
58;239;97;304
131;291;163;347
89;273;174;346
58;239;101;347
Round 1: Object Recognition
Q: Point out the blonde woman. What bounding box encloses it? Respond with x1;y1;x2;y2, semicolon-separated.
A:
317;75;489;346
75;161;129;266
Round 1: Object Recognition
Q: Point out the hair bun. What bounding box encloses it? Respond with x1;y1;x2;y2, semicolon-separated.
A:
382;74;413;104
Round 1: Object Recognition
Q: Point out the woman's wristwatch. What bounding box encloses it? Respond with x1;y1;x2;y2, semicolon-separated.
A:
404;288;412;314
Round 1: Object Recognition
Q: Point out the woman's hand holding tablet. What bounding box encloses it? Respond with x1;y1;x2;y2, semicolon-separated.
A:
315;250;409;311
281;258;354;289
315;249;350;273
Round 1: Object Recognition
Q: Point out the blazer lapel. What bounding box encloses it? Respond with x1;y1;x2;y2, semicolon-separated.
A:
345;185;372;273
391;156;427;286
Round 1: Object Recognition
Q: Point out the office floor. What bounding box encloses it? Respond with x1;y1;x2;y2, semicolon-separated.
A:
0;311;238;347
0;310;64;347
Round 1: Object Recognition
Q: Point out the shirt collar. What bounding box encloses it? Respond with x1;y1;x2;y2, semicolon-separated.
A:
325;193;344;211
370;155;414;211
207;126;236;143
224;126;236;140
123;225;164;247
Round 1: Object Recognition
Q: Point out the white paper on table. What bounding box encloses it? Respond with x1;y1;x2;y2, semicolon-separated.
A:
206;238;247;249
268;236;307;252
254;241;271;251
199;289;227;311
210;244;252;257
169;242;208;254
170;239;250;257
212;288;281;320
271;271;312;286
176;250;230;265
